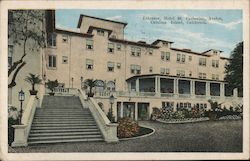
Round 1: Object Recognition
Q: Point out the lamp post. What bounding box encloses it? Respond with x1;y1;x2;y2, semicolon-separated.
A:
109;94;115;122
80;76;83;89
71;77;74;88
18;89;25;125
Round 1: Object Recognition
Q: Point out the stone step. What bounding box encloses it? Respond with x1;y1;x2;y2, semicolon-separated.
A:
35;113;91;117
34;117;93;120
29;134;102;141
31;125;98;130
28;138;103;145
33;117;94;121
29;131;101;137
32;120;95;124
30;128;99;133
32;123;96;127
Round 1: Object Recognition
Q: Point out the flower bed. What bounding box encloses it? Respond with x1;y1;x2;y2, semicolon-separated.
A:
218;115;242;120
119;125;155;140
156;117;209;124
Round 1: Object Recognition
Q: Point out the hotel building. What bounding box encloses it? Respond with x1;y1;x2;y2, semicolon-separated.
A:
9;11;242;122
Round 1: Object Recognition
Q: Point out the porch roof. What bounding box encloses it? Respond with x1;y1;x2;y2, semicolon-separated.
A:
126;74;226;83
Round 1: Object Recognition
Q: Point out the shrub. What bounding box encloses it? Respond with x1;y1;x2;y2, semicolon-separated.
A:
8;106;19;145
107;108;115;123
173;110;185;119
117;117;139;138
150;107;161;120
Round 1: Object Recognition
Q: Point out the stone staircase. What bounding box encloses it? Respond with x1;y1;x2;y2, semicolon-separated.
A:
28;95;103;145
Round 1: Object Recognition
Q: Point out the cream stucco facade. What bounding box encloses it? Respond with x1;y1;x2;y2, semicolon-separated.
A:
42;13;242;121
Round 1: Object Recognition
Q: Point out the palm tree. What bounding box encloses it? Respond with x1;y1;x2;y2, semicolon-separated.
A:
24;73;42;95
84;79;97;97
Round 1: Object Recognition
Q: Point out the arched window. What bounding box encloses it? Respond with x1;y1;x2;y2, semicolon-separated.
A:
107;81;115;91
95;80;105;93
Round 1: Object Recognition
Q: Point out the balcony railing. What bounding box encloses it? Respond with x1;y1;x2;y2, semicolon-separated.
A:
179;94;191;98
195;95;206;99
161;93;174;97
139;92;156;97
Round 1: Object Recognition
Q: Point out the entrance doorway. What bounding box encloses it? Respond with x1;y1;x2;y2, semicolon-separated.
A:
138;103;149;120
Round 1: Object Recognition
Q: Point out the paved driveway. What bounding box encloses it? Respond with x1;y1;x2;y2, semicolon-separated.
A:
9;120;242;152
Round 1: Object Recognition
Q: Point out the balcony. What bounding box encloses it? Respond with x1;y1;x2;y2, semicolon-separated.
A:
161;93;174;97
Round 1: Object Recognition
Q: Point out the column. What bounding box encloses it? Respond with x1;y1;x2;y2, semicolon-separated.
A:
155;77;158;93
174;79;179;97
206;81;210;97
158;77;161;93
135;103;138;121
155;77;160;97
233;88;238;98
220;83;225;98
120;102;124;118
190;80;195;98
136;78;139;92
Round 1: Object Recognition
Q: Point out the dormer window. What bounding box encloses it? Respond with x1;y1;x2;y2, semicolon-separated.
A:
97;29;105;36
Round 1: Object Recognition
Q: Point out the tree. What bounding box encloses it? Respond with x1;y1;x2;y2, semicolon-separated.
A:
24;73;42;92
84;79;97;97
224;42;243;97
8;10;46;88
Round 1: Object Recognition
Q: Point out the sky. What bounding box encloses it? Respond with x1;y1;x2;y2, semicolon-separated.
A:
56;9;242;57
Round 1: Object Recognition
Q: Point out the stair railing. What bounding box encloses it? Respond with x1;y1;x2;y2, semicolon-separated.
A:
78;89;119;142
11;96;39;147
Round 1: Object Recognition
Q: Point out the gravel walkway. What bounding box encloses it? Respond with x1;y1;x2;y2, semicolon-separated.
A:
9;120;242;152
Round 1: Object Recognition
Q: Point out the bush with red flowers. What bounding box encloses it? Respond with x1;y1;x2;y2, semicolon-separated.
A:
117;117;139;138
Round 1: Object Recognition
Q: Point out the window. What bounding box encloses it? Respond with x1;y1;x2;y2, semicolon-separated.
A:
160;68;170;75
62;56;68;64
199;58;206;66
86;39;93;49
97;29;104;36
131;47;141;57
62;35;68;43
149;49;153;55
107;62;115;72
48;55;56;68
160;68;165;74
181;54;186;62
161;52;170;61
117;44;121;51
212;74;219;80
198;72;206;79
47;33;57;47
108;43;114;53
86;59;94;70
177;53;185;63
177;70;185;77
117;63;121;69
8;45;13;68
131;65;141;74
166;52;170;61
212;60;219;68
189;71;192;77
166;68;170;75
161;52;165;60
189;56;192;61
149;66;153;73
